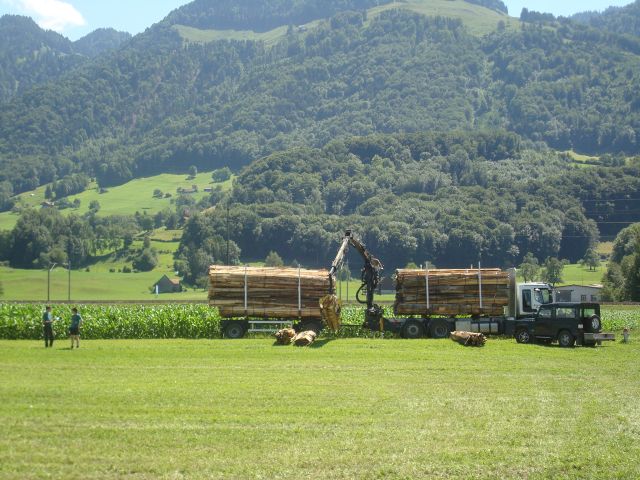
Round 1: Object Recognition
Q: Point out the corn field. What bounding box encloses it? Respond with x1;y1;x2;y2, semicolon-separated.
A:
0;303;636;340
0;304;220;340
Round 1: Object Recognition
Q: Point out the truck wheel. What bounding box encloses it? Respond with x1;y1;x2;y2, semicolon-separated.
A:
515;329;531;344
224;322;246;339
402;320;425;339
587;315;601;332
429;320;449;339
557;330;575;348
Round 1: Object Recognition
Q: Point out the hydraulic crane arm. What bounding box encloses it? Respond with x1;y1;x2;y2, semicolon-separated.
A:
329;230;384;311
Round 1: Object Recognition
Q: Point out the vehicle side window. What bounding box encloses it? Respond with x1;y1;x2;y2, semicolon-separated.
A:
556;307;577;318
538;307;552;318
522;289;532;312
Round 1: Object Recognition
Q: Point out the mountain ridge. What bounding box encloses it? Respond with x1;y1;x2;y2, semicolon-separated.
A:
0;1;638;197
0;14;131;102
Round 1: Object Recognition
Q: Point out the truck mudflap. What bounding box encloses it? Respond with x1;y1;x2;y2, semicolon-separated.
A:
583;332;616;344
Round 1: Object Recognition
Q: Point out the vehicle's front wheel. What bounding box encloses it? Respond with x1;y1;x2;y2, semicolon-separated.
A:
515;328;532;344
557;330;575;348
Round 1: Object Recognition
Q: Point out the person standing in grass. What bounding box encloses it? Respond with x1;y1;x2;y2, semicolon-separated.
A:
42;306;55;348
69;307;82;349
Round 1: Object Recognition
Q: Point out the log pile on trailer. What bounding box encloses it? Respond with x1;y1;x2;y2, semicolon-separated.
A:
394;268;510;316
208;265;335;320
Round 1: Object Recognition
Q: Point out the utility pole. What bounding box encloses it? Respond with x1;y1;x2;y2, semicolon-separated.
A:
226;200;230;265
67;239;72;302
47;263;57;302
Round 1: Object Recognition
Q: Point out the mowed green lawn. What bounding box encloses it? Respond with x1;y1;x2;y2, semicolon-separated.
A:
559;263;606;286
0;339;638;479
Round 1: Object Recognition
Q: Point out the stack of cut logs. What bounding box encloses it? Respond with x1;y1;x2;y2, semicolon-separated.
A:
208;265;337;321
292;330;317;347
275;328;296;345
450;331;487;347
394;268;510;316
275;328;318;347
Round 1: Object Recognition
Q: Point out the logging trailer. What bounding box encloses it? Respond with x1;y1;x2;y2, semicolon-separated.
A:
333;230;614;345
211;230;614;345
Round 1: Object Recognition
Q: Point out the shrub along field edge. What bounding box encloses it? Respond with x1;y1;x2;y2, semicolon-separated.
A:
0;303;636;340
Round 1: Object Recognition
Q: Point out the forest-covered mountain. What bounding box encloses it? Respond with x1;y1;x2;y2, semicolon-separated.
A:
571;0;640;37
0;15;83;102
0;0;639;285
163;0;391;32
1;1;640;200
73;28;132;58
0;15;131;103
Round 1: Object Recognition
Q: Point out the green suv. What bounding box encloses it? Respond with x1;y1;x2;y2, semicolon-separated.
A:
513;302;615;347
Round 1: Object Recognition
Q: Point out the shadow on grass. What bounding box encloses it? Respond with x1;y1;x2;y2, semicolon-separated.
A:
308;338;335;349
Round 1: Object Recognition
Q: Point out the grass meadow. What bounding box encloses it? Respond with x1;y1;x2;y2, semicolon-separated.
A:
0;172;233;231
0;337;638;479
172;0;518;48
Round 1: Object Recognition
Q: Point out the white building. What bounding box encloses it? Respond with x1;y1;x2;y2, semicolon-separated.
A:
555;284;603;303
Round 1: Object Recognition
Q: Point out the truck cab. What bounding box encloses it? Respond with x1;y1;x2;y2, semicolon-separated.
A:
515;282;553;317
513;302;615;347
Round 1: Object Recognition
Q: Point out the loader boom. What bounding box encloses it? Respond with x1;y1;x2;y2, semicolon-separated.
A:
329;230;385;327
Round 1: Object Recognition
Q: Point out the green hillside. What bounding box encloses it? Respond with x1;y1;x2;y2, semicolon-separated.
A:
175;0;517;44
0;171;233;231
175;24;291;44
373;0;517;35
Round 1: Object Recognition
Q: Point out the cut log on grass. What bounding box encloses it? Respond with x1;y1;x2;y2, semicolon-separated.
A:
292;330;317;347
395;268;510;316
450;331;487;347
209;265;338;323
275;328;296;345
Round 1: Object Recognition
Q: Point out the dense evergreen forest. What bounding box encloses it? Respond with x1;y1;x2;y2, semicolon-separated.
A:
1;4;640;196
1;0;640;295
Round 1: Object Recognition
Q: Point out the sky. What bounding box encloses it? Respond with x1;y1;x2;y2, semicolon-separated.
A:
0;0;635;41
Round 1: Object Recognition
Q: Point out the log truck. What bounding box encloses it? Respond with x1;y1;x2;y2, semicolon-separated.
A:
331;230;613;346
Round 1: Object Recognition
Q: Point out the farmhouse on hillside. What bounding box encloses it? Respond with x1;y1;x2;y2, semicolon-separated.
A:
153;275;183;294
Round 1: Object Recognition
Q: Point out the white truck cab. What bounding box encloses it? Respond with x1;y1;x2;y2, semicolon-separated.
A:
515;282;553;317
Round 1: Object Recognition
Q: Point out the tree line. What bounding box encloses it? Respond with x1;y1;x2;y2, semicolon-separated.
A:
174;131;640;284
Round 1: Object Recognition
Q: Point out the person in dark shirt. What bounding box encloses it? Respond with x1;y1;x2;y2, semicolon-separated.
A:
42;306;55;348
69;307;82;349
